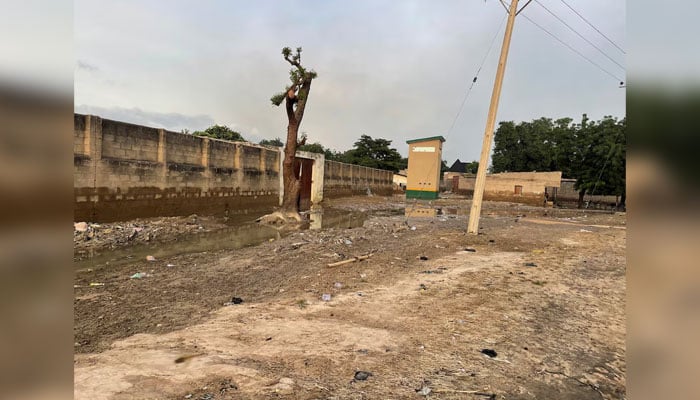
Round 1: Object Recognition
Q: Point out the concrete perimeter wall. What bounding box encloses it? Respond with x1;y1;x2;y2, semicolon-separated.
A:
74;114;395;222
74;114;281;222
323;160;394;198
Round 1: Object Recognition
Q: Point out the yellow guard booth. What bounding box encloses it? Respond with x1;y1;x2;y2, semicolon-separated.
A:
405;136;445;199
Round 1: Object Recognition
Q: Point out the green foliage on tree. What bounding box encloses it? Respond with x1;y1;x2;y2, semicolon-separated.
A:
491;114;626;206
464;161;479;174
341;134;406;172
259;138;284;147
297;142;326;154
193;125;245;142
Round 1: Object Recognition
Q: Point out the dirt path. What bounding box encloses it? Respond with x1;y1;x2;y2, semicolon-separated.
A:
74;197;626;399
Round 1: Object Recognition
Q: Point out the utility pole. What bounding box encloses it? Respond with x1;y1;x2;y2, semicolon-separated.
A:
467;0;526;234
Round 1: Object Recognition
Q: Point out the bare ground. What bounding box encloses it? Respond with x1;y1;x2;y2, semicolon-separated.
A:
74;196;626;399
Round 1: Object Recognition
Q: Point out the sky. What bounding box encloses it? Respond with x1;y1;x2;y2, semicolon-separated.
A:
74;0;625;164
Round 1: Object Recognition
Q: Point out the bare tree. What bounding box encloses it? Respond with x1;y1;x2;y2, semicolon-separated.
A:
270;46;317;214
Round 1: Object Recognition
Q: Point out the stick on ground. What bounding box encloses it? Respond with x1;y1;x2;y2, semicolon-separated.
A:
327;254;372;267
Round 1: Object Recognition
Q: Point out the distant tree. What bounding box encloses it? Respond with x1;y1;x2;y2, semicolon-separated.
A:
259;138;284;147
193;125;245;142
573;116;626;208
464;161;479;174
270;46;318;214
491;114;626;209
344;134;405;172
298;142;326;154
441;160;449;173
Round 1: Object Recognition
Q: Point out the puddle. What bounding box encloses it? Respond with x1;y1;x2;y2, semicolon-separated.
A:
75;208;369;272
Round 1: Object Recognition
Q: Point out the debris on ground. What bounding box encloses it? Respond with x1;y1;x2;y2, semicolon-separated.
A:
353;371;373;381
74;222;88;232
464;248;476;252
224;297;244;305
130;272;148;279
146;255;156;262
524;262;538;267
321;293;332;301
419;256;428;261
416;385;432;396
334;282;343;289
326;253;372;267
481;349;498;358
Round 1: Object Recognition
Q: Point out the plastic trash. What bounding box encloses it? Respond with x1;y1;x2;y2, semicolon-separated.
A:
321;293;331;302
130;272;148;279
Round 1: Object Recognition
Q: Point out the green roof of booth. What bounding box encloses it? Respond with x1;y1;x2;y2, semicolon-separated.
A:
406;136;446;144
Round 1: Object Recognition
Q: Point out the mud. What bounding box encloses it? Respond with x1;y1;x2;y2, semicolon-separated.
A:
74;195;626;399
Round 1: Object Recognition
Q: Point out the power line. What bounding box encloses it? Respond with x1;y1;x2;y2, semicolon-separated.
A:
406;14;508;225
558;0;625;54
445;14;507;137
521;13;625;83
534;0;624;71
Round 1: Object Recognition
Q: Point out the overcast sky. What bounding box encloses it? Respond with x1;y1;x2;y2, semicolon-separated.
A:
74;0;625;163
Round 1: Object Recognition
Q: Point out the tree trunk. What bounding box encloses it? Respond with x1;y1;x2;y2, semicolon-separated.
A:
577;190;586;209
281;121;300;213
618;192;626;211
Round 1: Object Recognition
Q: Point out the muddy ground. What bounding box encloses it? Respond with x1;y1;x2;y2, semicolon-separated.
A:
74;196;626;399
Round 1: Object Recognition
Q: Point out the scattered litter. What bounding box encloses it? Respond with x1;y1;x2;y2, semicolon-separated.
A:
334;282;343;289
481;349;498;358
410;226;417;231
357;292;364;297
353;371;373;381
146;255;156;262
356;349;369;355
532;249;544;254
89;282;105;287
74;222;88;232
489;239;495;243
419;256;428;261
130;272;148;279
185;395;193;399
419;283;428;291
416;385;432;396
464;248;476;252
344;239;353;245
166;263;176;267
420;270;443;274
321;293;332;301
226;296;244;305
265;337;272;341
579;229;593;233
174;353;203;364
524;262;537;267
327;253;372;267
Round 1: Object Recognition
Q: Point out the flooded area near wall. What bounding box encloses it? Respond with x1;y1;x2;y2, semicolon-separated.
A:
74;207;371;272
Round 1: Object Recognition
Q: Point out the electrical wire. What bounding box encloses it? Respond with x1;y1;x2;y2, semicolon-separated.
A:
533;0;624;70
558;0;625;54
405;13;507;225
445;14;507;138
521;13;625;83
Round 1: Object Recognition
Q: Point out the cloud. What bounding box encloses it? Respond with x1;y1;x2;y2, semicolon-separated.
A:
74;0;626;163
76;60;98;72
74;105;216;132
